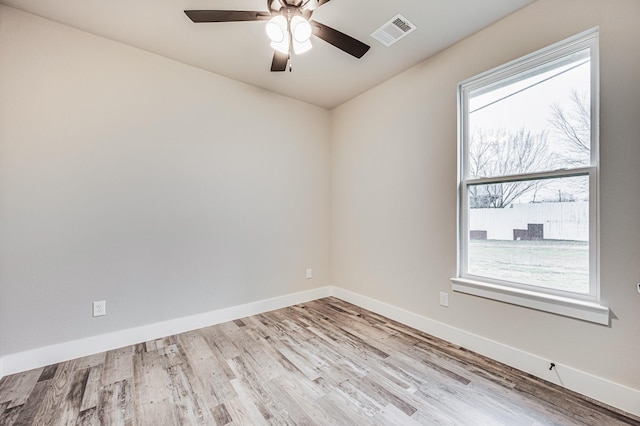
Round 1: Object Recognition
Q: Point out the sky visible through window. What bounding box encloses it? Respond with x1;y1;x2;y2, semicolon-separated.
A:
470;51;590;135
468;50;591;204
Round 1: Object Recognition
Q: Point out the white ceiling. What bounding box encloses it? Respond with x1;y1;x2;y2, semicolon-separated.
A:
0;0;535;109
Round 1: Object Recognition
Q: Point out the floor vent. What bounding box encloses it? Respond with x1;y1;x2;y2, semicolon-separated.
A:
371;14;417;47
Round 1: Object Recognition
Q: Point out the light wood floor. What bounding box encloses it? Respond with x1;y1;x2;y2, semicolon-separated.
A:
1;297;638;425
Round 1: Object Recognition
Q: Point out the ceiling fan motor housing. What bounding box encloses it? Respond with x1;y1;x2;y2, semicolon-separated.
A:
269;0;317;14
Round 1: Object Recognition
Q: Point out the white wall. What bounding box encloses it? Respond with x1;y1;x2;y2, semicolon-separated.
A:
332;0;640;391
0;6;331;356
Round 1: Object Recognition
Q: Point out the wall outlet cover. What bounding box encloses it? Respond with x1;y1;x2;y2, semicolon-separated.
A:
93;300;106;317
440;292;449;307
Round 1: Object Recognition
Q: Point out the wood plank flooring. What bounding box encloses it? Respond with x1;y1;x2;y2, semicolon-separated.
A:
1;297;639;425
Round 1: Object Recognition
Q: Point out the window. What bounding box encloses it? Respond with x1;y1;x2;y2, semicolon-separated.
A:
453;29;609;324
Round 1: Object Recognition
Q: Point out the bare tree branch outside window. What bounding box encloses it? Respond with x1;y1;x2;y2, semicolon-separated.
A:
549;89;591;166
468;128;556;208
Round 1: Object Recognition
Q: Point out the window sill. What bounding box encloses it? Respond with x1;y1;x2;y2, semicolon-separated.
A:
450;278;610;325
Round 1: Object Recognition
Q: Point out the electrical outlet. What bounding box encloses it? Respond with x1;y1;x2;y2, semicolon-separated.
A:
306;268;313;279
440;292;449;307
93;300;106;317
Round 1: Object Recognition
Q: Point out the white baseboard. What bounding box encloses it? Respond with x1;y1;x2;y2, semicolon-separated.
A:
1;285;638;418
331;286;640;418
0;286;332;379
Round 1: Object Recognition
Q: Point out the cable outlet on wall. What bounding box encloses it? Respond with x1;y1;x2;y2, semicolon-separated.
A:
440;292;449;307
93;300;106;317
306;268;313;279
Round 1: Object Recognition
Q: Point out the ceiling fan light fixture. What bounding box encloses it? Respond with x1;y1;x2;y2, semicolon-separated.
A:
266;15;289;54
266;15;287;43
293;38;312;54
291;15;312;54
270;38;290;55
291;16;312;43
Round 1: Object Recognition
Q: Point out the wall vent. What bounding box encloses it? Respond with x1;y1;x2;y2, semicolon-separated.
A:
371;14;417;47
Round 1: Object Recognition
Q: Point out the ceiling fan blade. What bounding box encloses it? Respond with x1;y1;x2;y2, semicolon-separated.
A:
310;21;370;58
185;10;271;23
271;51;289;72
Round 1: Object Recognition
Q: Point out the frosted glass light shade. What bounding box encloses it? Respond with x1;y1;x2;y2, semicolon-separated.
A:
291;16;312;54
265;14;312;56
293;39;312;54
291;16;312;42
266;15;289;54
266;15;287;42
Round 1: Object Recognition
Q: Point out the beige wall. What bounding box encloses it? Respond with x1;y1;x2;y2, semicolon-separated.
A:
0;6;331;355
332;0;640;389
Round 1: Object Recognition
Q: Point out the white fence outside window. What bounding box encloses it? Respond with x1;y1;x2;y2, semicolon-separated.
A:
469;201;588;241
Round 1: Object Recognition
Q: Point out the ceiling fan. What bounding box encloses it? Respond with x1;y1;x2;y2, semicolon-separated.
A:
184;0;370;72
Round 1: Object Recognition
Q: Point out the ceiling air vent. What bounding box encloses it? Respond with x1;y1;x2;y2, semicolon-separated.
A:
371;14;417;47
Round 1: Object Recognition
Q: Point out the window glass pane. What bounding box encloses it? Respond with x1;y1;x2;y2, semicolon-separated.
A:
467;175;589;294
468;48;591;179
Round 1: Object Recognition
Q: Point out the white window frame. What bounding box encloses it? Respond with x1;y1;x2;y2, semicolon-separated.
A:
452;28;609;325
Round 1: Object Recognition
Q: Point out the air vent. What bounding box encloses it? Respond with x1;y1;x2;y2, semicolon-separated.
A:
371;14;417;47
